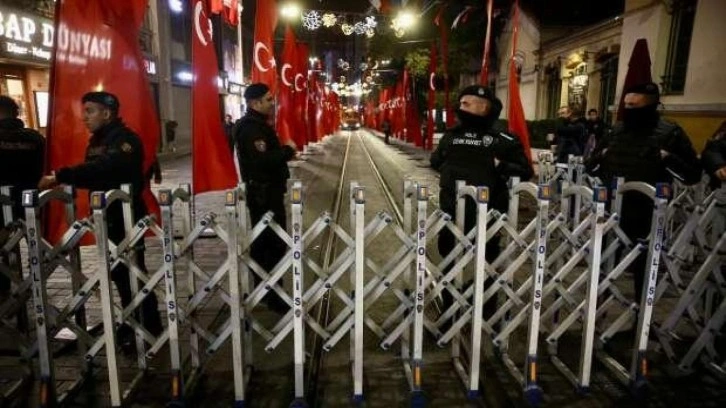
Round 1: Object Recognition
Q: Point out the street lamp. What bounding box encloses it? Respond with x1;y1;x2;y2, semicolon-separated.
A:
280;3;301;20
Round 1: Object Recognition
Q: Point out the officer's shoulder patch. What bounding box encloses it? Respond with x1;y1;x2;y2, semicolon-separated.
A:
499;132;514;141
253;139;267;152
120;142;133;153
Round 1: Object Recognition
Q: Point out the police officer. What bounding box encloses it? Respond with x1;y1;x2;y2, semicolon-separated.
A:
431;85;533;314
235;83;297;313
38;91;163;345
0;96;45;298
586;82;701;301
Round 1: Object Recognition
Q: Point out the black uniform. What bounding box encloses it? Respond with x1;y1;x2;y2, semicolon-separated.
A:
586;118;701;300
0;117;45;292
235;109;295;310
431;120;533;315
56;118;162;335
701;130;726;189
554;118;587;163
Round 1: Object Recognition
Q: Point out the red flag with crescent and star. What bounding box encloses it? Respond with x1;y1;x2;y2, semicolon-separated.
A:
276;25;296;146
294;42;310;148
251;0;278;94
191;0;238;194
426;42;437;151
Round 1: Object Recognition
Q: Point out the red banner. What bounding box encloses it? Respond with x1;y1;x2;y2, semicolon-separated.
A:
434;7;454;128
191;0;238;194
47;0;159;243
276;26;296;146
426;42;437;151
251;0;278;94
480;0;494;84
507;0;532;163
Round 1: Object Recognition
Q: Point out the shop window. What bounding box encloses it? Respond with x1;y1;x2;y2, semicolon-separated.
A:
598;56;618;124
661;0;697;95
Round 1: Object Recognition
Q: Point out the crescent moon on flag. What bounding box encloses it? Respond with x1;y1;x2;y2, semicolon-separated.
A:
194;1;208;47
429;72;436;91
254;42;275;73
294;73;305;92
281;63;293;86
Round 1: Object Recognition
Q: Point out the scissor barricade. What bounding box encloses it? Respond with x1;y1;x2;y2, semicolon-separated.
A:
0;186;32;400
13;187;100;407
654;185;726;378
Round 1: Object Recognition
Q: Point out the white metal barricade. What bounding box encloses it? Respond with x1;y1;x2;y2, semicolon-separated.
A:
21;187;96;407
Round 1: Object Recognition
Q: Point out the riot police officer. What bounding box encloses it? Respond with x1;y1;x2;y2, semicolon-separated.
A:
586;82;701;301
235;83;297;313
431;85;533;314
38;92;163;345
0;96;45;298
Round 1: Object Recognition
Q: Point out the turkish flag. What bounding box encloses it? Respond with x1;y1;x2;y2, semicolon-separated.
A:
251;0;278;94
294;43;309;147
405;70;423;147
276;26;296;146
426;42;437;151
191;0;238;194
210;0;223;13
479;0;494;84
47;0;160;243
507;1;532;163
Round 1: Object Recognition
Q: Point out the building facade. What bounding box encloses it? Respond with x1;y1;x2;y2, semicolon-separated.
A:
496;0;725;152
617;0;726;150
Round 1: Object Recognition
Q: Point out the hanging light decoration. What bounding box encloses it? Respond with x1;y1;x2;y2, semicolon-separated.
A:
302;10;323;30
322;13;337;27
353;22;367;35
341;23;354;36
365;16;378;29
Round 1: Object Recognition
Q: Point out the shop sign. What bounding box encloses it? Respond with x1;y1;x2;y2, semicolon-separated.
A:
1;6;114;67
0;7;54;63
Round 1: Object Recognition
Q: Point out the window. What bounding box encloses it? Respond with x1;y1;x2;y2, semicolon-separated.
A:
661;0;697;94
545;63;562;119
599;56;618;124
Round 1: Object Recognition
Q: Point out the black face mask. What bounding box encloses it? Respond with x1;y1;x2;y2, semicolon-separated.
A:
622;104;659;129
455;108;496;129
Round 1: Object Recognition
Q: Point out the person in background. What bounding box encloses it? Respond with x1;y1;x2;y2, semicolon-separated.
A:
584;108;606;159
554;105;587;163
224;114;235;154
382;118;391;144
165;120;178;152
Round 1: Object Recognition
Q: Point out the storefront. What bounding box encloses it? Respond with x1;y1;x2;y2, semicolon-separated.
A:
0;5;53;132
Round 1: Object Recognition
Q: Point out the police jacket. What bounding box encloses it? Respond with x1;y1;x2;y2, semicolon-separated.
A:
234;109;295;193
554;119;587;163
430;124;533;212
56;119;147;235
0;117;45;219
702;133;726;188
586;118;701;186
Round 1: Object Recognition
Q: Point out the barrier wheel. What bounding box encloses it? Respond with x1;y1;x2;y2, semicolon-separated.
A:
410;390;426;408
523;385;543;407
289;398;308;408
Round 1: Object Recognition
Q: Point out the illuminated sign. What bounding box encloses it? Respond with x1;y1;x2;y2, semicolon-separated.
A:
0;7;54;63
0;6;115;67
